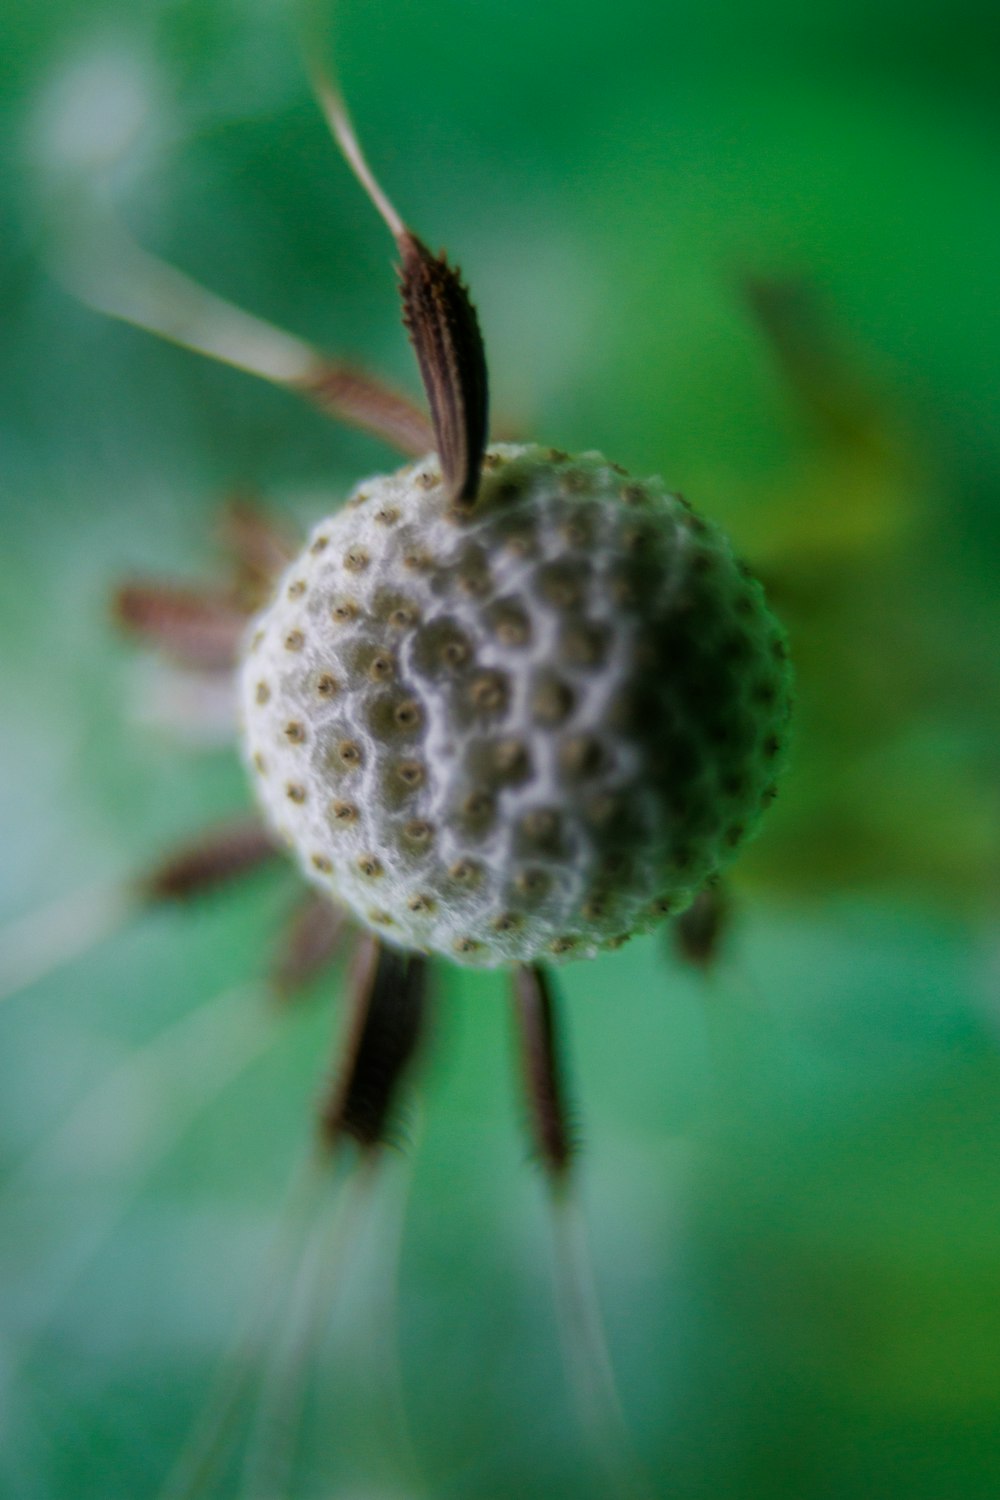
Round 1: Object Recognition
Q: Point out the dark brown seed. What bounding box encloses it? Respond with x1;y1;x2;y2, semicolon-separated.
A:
140;820;278;904
398;232;489;508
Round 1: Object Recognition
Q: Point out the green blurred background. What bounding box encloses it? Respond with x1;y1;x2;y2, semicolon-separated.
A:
2;0;999;1495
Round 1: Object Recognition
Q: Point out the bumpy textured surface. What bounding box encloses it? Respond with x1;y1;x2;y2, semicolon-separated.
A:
239;444;791;966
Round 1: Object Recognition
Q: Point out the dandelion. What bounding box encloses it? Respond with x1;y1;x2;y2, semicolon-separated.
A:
4;13;793;1498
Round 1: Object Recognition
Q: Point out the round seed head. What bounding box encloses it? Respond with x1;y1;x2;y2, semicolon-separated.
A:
240;444;792;966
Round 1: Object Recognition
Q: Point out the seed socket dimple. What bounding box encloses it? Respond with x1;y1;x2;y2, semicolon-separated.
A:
311;854;333;873
494;739;531;781
403;818;434;846
441;637;470;669
331;800;358;824
338;739;363;769
255;682;270;705
331;600;358;624
284;629;305;651
559;735;603;777
407;892;435;913
344;548;370;573
520;808;561;850
491;911;521;932
389;605;419;629
586;792;619;827
316;673;339;698
396;759;425;787
489;602;531;647
284;721;306;744
539;561;587;609
394;699;422;730
560;621;608;668
287;579;307;598
449;859;481;885
368;653;394;682
286;782;307;803
356;854;383;878
532;677;574;726
461;790;495;831
470;671;508;715
514;867;550;899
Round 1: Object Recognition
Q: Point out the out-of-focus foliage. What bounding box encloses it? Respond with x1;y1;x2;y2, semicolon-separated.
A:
1;1;998;1497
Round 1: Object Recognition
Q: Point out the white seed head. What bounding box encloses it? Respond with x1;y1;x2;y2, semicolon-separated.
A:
239;444;791;966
